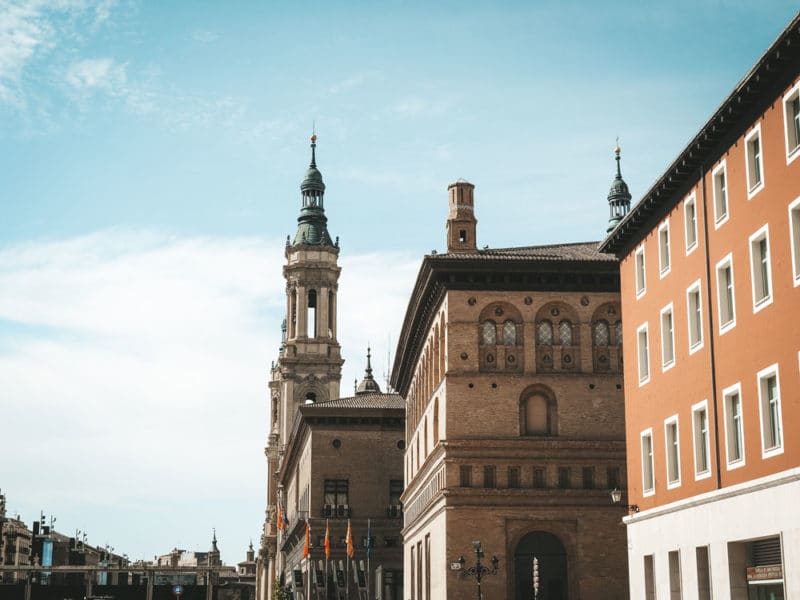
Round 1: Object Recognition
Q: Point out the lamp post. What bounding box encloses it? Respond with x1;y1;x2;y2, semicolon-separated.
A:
610;488;639;513
455;541;499;600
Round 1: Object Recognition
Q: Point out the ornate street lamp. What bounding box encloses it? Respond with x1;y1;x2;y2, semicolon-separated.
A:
455;540;499;600
610;488;639;513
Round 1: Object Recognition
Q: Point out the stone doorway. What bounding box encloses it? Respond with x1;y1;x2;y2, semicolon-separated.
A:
514;531;568;600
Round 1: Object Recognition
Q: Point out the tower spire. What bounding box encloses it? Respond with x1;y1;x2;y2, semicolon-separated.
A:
356;346;382;395
293;134;334;246
606;143;632;234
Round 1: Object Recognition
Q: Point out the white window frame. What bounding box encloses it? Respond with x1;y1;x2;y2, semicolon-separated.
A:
635;244;646;299
686;279;704;354
684;193;698;254
789;196;800;287
664;415;681;489
723;382;746;470
658;219;671;278
748;224;773;313
712;160;729;228
757;364;784;459
641;428;655;496
783;80;800;164
745;123;765;199
660;303;675;372
715;253;737;335
691;400;712;481
637;322;650;386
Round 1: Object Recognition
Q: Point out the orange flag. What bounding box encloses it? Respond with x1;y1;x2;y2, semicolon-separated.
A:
303;520;311;559
346;519;354;558
277;504;284;531
324;519;331;560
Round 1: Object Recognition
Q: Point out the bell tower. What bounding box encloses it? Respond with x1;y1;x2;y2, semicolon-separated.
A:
278;134;344;442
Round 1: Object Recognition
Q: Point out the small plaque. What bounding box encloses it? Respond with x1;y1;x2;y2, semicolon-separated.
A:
450;562;463;571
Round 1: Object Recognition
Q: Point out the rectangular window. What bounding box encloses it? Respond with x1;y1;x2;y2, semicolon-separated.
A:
789;197;800;286
686;281;703;352
716;254;736;333
696;546;711;600
641;429;655;495
745;124;765;197
483;465;496;488
757;365;783;457
637;323;650;385
635;245;646;297
644;555;656;600
749;225;773;311
659;220;671;276
558;467;571;489
660;303;675;370
723;384;745;468
507;466;520;489
324;479;349;507
607;466;620;490
582;467;595;489
692;401;711;479
685;194;698;253
713;160;729;226
668;550;682;598
665;417;681;488
783;82;800;163
410;546;415;600
459;465;472;487
533;468;546;488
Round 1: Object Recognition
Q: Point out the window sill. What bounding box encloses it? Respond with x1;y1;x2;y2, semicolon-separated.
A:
762;445;784;460
747;181;765;200
726;458;746;471
688;340;704;355
787;145;800;165
753;295;773;314
694;469;712;481
714;214;729;230
719;320;736;336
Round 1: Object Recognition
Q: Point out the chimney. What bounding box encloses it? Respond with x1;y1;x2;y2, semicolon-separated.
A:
445;180;477;253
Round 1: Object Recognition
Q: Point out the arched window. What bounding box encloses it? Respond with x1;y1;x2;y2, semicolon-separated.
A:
481;320;496;345
558;320;573;345
304;392;316;405
423;417;428;457
520;391;558;436
433;398;440;445
593;321;610;346
537;320;553;345
502;320;517;346
614;320;623;346
307;289;317;338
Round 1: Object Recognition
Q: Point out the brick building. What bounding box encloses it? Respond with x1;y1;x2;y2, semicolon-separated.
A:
600;13;800;599
257;137;404;600
0;492;32;584
391;178;630;599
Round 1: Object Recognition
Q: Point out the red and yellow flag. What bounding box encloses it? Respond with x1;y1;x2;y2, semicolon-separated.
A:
303;521;311;559
324;519;331;560
345;519;354;558
277;504;284;531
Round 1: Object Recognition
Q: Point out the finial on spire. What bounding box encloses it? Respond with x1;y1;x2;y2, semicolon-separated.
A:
606;139;632;234
366;345;373;375
310;132;317;167
614;138;622;177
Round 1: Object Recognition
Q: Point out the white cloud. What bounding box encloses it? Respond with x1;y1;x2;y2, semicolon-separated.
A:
0;229;420;562
65;57;126;92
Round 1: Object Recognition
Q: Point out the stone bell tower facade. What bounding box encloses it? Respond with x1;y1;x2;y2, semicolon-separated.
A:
257;135;344;600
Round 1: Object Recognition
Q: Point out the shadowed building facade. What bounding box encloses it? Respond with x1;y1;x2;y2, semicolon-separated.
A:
392;177;631;599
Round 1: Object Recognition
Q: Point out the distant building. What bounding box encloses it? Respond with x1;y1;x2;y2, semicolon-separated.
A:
391;178;630;599
0;491;32;584
257;137;404;600
600;12;800;599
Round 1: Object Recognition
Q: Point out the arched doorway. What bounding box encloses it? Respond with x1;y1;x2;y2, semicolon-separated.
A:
514;531;568;600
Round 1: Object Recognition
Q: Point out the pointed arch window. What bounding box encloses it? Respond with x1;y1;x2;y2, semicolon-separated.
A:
481;320;496;345
558;320;573;346
537;320;553;346
502;320;517;346
593;321;610;347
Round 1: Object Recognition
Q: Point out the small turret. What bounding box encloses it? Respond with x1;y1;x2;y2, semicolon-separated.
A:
356;347;382;394
446;180;477;253
606;145;632;234
292;135;334;246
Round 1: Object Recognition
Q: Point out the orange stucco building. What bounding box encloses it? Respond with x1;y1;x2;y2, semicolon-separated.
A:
601;13;800;599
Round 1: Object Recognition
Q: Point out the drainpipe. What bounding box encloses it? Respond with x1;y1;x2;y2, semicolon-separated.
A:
699;165;723;490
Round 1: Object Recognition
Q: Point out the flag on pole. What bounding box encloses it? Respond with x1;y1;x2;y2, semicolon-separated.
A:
277;504;285;531
346;519;354;558
303;521;311;559
366;519;372;559
282;505;289;530
324;519;331;560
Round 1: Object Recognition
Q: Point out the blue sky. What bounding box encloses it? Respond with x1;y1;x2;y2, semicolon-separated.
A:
1;0;797;564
